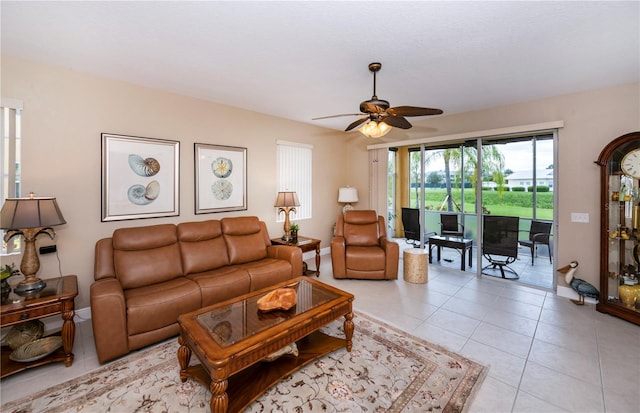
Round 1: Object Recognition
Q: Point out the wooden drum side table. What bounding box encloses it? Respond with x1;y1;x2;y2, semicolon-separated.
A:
271;236;321;276
1;275;78;378
403;248;429;284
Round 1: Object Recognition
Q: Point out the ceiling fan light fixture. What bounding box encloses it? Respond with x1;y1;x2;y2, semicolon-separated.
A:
359;120;391;138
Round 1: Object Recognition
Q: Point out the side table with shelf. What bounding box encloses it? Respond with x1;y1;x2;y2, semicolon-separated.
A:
1;275;78;378
271;236;321;276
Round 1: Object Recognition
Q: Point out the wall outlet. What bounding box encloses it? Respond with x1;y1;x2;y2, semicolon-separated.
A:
39;245;57;254
570;212;589;223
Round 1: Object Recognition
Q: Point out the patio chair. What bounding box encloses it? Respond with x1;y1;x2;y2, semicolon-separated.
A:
518;220;552;265
440;213;465;237
482;215;520;279
401;207;436;247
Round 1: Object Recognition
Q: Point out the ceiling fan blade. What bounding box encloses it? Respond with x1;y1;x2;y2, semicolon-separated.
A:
312;113;363;120
381;116;412;129
345;117;369;131
387;106;443;117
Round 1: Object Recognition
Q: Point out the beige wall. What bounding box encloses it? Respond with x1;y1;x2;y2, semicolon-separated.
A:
1;55;372;308
2;54;639;308
401;82;640;291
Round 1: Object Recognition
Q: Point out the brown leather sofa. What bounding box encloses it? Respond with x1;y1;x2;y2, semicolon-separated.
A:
331;210;399;280
90;216;302;363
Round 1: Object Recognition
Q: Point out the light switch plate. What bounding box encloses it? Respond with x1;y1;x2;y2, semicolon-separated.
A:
571;212;589;223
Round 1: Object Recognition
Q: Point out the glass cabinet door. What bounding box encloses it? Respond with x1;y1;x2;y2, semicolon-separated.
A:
597;131;640;326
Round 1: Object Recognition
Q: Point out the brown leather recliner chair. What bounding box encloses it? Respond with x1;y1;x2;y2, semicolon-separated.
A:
331;210;399;280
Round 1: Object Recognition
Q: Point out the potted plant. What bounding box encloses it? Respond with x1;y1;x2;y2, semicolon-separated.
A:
1;263;16;301
290;223;300;243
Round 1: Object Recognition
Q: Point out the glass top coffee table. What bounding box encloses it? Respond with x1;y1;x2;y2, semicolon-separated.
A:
177;276;354;413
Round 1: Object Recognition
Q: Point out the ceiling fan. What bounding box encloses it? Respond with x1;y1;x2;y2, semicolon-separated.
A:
313;62;443;138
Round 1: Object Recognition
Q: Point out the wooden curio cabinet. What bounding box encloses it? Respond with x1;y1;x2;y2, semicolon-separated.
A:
596;131;640;325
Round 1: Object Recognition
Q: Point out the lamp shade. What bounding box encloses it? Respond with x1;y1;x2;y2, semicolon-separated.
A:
338;187;358;203
1;196;66;229
359;121;392;138
274;191;300;208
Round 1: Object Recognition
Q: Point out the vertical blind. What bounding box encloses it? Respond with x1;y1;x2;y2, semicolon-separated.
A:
1;98;23;254
277;140;312;221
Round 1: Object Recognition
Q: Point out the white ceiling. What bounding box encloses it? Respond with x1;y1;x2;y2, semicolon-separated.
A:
2;1;639;138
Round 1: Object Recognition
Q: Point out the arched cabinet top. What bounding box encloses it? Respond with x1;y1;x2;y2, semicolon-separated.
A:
596;131;640;168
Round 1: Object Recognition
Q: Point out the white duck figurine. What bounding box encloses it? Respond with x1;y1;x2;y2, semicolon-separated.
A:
557;261;599;305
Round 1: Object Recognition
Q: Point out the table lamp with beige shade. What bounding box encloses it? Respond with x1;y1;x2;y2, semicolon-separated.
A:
274;191;300;241
1;193;66;294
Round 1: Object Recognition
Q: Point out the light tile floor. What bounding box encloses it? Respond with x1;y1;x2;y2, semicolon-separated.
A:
412;237;555;290
1;252;639;412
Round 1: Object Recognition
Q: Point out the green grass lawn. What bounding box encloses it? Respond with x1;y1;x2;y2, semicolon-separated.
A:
409;188;554;220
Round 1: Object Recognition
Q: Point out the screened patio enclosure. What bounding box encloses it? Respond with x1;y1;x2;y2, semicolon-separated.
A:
386;131;557;290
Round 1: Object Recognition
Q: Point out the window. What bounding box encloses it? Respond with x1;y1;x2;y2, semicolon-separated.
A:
1;99;23;255
276;140;312;221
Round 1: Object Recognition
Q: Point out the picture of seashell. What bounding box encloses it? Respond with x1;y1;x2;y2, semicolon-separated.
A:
127;180;160;205
211;157;233;178
145;180;160;201
128;154;160;177
212;180;233;200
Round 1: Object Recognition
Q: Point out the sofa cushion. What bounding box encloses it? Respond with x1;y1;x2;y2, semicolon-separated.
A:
113;224;183;289
178;220;230;274
222;216;268;264
239;258;294;291
124;277;201;336
188;266;251;307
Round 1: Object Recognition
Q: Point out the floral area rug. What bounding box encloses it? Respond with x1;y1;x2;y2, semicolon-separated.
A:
2;312;486;413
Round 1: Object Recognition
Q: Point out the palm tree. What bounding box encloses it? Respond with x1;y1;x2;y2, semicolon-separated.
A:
415;145;505;212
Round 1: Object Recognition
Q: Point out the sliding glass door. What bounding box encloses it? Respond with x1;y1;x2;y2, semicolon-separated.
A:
480;135;554;288
393;133;556;289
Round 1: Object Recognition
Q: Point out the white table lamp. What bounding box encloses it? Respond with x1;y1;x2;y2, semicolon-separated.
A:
338;187;358;214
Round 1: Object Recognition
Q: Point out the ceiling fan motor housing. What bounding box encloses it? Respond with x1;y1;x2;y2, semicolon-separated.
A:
360;98;390;113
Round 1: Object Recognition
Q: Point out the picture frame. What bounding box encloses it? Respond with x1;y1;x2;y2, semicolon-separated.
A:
101;133;180;221
195;143;247;214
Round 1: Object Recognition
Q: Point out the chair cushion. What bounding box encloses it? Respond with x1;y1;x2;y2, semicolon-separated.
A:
344;222;379;246
343;210;380;246
345;246;386;270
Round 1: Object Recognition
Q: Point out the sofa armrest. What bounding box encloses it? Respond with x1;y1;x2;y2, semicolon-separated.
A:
331;236;347;278
90;278;129;363
381;237;400;280
267;245;303;277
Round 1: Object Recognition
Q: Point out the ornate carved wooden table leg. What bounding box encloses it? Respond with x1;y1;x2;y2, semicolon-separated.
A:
177;335;192;382
210;373;229;413
61;307;75;367
343;311;354;352
314;243;321;277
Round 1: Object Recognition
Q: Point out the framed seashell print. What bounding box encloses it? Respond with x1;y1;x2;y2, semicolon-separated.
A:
195;143;247;214
101;133;180;221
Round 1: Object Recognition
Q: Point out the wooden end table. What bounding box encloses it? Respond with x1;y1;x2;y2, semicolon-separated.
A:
271;236;321;276
0;275;78;378
177;276;354;413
